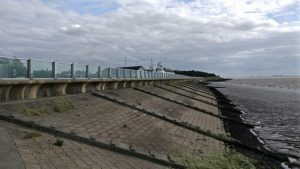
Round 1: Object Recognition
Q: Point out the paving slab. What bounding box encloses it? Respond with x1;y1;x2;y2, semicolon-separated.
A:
0;123;24;169
136;86;221;116
0;93;225;158
1;121;167;169
103;88;226;136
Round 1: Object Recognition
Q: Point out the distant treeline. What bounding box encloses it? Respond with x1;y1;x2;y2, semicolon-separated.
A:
174;70;218;77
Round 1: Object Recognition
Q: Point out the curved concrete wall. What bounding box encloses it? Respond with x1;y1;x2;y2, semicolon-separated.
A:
0;79;182;102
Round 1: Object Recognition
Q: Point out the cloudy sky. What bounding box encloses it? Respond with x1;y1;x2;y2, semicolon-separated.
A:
0;0;299;77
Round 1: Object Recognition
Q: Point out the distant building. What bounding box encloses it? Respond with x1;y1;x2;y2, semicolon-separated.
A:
156;62;164;72
155;62;175;74
118;66;148;71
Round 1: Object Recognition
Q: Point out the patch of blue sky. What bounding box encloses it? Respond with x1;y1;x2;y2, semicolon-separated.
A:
268;3;300;23
43;0;120;16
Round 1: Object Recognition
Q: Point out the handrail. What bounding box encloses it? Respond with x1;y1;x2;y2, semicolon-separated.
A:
0;56;190;80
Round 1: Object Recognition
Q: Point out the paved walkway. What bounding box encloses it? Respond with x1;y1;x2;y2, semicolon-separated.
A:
0;124;24;169
1;121;167;169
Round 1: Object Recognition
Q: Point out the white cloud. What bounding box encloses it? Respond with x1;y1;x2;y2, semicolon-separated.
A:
0;0;299;76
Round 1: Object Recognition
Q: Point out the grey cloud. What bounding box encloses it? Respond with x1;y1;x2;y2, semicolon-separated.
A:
0;0;299;76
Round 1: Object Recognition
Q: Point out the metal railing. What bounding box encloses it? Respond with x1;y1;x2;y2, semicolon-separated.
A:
0;56;189;80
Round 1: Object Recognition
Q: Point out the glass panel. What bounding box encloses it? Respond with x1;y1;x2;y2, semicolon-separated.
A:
75;64;86;78
141;70;145;79
111;68;117;78
57;62;71;78
0;57;27;78
136;70;140;79
125;69;131;78
32;60;52;78
102;68;109;78
119;68;125;78
89;66;98;78
132;70;137;78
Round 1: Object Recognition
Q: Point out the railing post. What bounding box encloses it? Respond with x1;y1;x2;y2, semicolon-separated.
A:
86;65;89;79
27;59;33;79
123;69;126;78
116;68;119;78
130;70;133;78
98;66;102;78
71;63;75;79
108;68;111;78
52;61;56;79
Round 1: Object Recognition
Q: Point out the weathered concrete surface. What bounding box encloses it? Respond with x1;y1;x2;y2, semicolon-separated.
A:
0;124;24;169
0;93;225;157
135;86;221;116
0;81;231;169
1;121;167;169
0;78;182;101
102;87;227;136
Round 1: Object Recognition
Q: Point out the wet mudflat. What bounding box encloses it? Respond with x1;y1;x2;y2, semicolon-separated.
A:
209;79;300;158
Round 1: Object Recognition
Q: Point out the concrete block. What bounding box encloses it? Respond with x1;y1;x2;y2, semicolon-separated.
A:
132;145;148;157
90;136;96;141
129;145;136;152
167;154;176;163
95;137;110;145
78;132;90;139
149;150;156;158
115;142;130;151
70;131;77;135
8;115;15;119
155;153;169;162
58;128;72;134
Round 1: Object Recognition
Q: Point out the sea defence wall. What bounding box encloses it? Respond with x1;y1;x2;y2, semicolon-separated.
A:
0;56;195;101
0;78;189;101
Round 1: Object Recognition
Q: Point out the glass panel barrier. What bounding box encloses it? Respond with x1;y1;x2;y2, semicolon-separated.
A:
102;68;109;78
109;68;116;78
89;66;98;78
132;70;137;78
57;62;71;78
125;69;131;78
32;60;52;78
119;68;125;78
75;64;86;78
0;57;27;78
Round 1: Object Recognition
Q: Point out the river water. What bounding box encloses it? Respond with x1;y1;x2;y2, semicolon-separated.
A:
209;77;300;159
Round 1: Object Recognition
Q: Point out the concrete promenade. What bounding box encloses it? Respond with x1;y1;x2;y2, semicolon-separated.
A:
0;81;284;168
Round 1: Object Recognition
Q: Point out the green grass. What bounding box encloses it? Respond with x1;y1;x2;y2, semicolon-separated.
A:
21;98;74;116
53;98;74;113
173;150;256;169
23;132;42;139
53;139;64;146
22;103;53;116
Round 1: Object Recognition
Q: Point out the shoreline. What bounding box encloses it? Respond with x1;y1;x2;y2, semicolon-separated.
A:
207;81;300;168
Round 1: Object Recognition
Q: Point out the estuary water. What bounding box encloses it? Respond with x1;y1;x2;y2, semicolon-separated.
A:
209;77;300;158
